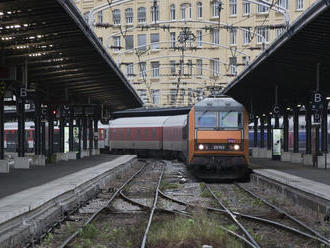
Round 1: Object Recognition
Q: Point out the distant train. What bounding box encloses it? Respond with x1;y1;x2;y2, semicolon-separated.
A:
2;122;110;153
248;116;330;150
108;97;250;179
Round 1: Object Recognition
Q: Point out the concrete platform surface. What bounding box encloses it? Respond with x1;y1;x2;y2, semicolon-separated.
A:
0;154;122;199
250;158;330;186
0;154;136;225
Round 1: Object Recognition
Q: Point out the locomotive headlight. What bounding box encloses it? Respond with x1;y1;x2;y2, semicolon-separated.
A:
198;144;204;150
233;144;240;151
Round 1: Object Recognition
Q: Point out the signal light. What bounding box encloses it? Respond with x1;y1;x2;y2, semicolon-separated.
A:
52;109;57;115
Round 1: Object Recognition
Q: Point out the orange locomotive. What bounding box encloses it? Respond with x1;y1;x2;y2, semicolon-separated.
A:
187;97;250;179
109;96;250;179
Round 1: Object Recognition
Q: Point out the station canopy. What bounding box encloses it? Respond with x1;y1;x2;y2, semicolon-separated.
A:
0;0;142;111
224;0;330;115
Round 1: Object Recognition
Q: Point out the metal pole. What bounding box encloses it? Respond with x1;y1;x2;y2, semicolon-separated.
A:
94;119;98;149
283;111;289;152
0;95;4;160
83;117;87;150
34;101;41;155
59;115;65;153
321;101;328;152
48;106;54;161
293;107;299;153
267;115;272;150
305;105;312;154
69;114;74;152
41;121;46;156
253;118;258;147
260;117;265;148
17;96;25;157
78;119;82;158
89;119;93;151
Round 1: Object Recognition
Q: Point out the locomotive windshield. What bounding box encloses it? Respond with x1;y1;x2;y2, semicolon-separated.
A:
195;111;242;129
195;111;217;128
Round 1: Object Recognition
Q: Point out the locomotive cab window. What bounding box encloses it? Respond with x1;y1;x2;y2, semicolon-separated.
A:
220;112;242;129
195;111;217;128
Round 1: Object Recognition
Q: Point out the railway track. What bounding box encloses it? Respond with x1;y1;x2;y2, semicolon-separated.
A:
34;159;329;247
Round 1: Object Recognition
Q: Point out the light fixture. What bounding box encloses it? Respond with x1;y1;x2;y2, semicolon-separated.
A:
198;144;204;150
233;144;240;150
326;97;330;100
297;104;301;107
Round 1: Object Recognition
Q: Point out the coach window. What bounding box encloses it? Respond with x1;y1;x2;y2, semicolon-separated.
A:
137;129;141;138
152;128;156;138
127;128;130;138
219;112;242;128
145;129;149;139
113;129;117;138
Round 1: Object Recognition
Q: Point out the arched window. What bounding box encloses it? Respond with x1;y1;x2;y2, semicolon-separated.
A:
181;3;191;20
138;7;146;23
197;2;202;18
170;4;175;20
151;5;159;22
112;9;121;24
125;8;133;24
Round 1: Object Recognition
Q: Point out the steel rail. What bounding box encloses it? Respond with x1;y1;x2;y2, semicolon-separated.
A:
140;162;165;248
58;161;149;248
159;190;330;246
205;184;260;248
236;183;330;245
120;191;255;247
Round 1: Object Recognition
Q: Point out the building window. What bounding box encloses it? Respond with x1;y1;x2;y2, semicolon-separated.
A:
97;11;103;23
180;89;185;102
152;90;160;105
151;62;160;77
138;34;147;51
243;1;250;15
256;26;269;43
83;11;90;23
181;3;192;20
296;0;304;10
196;30;202;47
229;57;237;75
139;62;146;78
229;28;237;45
170;4;175;20
151;5;159;22
197;2;202;18
170;32;176;48
278;0;288;9
126;63;134;78
229;0;237;16
275;27;285;37
257;0;269;13
212;58;219;77
137;7;146;23
170;89;177;103
212;1;220;17
125;8;133;24
170;60;176;74
125;35;134;50
179;60;184;75
243;28;250;44
187;60;193;76
112;9;121;24
113;36;121;51
137;89;148;103
197;59;203;76
98;37;103;44
150;33;160;49
243;56;250;67
212;29;219;45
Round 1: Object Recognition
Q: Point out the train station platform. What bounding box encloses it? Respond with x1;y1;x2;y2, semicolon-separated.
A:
0;154;136;247
250;158;330;215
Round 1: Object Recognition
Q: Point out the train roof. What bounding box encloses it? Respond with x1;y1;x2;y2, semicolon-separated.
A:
194;97;245;111
110;116;171;128
163;115;187;127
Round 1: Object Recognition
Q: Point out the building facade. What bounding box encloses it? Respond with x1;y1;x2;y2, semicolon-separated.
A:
74;0;313;107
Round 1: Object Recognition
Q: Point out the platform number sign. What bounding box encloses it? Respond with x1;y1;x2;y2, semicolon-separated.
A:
311;92;323;111
272;105;281;117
